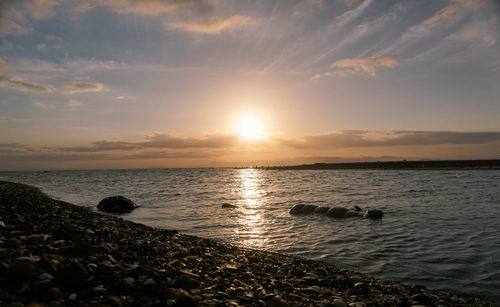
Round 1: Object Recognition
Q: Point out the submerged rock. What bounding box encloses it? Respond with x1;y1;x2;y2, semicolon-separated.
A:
300;204;318;214
97;196;138;213
289;204;318;214
364;209;384;220
344;210;363;218
221;203;237;209
313;206;330;214
326;207;349;218
289;204;305;214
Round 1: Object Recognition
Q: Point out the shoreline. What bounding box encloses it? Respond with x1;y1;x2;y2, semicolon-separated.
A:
0;181;494;306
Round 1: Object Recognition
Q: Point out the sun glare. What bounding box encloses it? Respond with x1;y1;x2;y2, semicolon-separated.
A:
237;114;265;140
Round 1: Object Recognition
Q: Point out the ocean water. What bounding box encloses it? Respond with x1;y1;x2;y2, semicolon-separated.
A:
1;168;499;302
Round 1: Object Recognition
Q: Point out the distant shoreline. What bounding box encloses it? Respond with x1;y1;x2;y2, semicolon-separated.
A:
257;159;500;170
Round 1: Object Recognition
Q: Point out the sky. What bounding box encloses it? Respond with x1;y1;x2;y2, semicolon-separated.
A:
1;0;500;170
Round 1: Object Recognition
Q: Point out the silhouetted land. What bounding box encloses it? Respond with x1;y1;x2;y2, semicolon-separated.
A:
259;159;500;170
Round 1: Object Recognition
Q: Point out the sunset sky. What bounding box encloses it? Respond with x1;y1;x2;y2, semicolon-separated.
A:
1;0;500;170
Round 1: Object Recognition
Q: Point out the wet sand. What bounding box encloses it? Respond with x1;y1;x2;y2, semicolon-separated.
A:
0;181;493;306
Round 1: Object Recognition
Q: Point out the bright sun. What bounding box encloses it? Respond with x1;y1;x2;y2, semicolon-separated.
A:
237;115;265;140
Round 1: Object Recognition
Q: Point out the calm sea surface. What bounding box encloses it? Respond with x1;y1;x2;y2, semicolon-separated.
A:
1;169;499;302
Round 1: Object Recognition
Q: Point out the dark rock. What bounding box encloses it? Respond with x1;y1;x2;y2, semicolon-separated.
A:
300;204;318;214
289;204;305;214
290;204;318;214
411;293;434;305
174;275;197;290
364;209;384;220
6;261;35;282
327;207;349;218
44;287;62;301
174;293;198;307
97;196;138;213
313;206;330;214
56;261;88;290
344;210;362;218
268;296;291;307
221;203;237;209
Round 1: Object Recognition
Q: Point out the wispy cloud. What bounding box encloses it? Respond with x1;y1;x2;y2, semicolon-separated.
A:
330;56;400;77
33;101;55;109
90;0;206;16
63;81;104;94
283;130;500;149
0;75;55;93
293;0;325;17
22;0;59;20
422;0;488;27
0;58;7;73
67;99;82;107
167;15;257;34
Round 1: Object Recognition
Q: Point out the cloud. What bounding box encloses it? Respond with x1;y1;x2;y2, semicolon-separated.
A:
63;81;104;94
422;0;488;27
167;15;256;34
22;0;59;20
67;99;82;107
310;74;321;82
0;17;31;37
293;0;325;17
330;56;400;76
339;0;361;8
33;101;55;109
283;130;500;149
86;0;214;16
0;75;55;93
0;58;7;73
0;0;59;37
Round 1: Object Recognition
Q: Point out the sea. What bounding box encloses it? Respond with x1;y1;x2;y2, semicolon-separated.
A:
1;168;499;303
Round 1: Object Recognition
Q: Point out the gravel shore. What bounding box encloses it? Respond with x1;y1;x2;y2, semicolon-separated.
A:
0;181;494;306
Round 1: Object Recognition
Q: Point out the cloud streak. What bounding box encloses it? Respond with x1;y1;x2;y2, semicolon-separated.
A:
330;56;400;76
0;75;55;93
63;81;104;94
167;15;256;34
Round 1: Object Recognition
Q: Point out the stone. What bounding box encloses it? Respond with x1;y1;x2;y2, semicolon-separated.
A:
56;261;88;290
44;287;62;301
174;275;196;290
97;196;138;213
289;204;305;214
344;210;362;218
313;206;330;214
290;204;318;214
222;203;237;209
327;207;349;218
300;204;318;214
364;209;384;220
6;261;35;282
268;296;291;307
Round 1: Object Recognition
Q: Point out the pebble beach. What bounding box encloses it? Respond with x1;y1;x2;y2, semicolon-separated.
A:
0;181;494;307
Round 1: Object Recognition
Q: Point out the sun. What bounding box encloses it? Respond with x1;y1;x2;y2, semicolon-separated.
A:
237;114;265;140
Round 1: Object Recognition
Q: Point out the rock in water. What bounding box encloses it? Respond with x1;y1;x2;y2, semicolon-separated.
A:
344;210;362;218
364;209;383;220
289;204;305;214
327;207;349;218
300;204;318;214
313;206;330;214
221;203;237;209
97;196;138;213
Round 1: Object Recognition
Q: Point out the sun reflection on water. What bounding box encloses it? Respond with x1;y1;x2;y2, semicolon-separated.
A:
235;168;268;248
